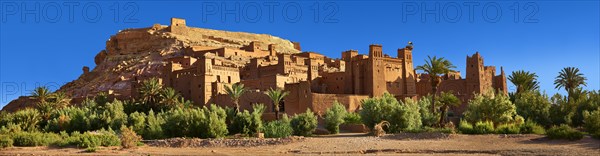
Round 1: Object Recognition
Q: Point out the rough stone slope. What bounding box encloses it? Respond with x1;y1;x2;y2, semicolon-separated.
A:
2;22;300;112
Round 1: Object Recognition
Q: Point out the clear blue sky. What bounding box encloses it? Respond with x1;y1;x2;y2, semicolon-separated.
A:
1;1;599;107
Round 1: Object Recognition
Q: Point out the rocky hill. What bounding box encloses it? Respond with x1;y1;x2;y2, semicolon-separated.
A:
2;18;300;112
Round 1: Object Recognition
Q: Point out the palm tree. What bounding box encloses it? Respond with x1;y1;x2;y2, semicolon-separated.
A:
160;87;182;108
224;83;246;114
437;91;461;126
31;86;52;103
139;78;163;107
508;70;540;94
265;88;289;120
51;92;71;109
554;67;587;103
416;56;456;113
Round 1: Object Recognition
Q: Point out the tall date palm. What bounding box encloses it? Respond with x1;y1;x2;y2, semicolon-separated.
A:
265;88;289;120
554;67;587;103
224;83;246;114
416;56;456;114
508;70;540;95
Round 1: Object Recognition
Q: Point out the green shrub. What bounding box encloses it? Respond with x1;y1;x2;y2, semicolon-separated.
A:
0;135;13;148
360;93;422;133
417;96;439;127
571;90;600;127
546;124;584;140
11;132;60;146
78;132;101;148
343;112;362;124
7;109;41;132
12;132;46;146
128;112;147;136
583;108;600;139
98;100;128;130
202;104;229;138
163;104;228;138
520;120;545;134
120;126;141;149
229;104;265;135
264;115;293;138
290;109;318;136
45;106;95;133
495;124;521;134
464;92;517;126
54;131;81;147
514;91;552;126
394;98;423;131
162;108;204;138
144;110;165;139
324;102;347;134
549;93;572;126
472;121;495;134
0;123;22;134
97;129;121;146
458;120;474;134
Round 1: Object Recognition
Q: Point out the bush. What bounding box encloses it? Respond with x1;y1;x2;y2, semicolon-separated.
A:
96;129;121;147
290;109;318;136
458;120;474;134
394;98;423;131
514;91;551;126
324;102;347;134
98;100;128;131
5;109;41;132
144;110;165;139
546;124;583;140
264;115;293;138
45;105;96;133
464;92;517;126
120;126;142;149
583;108;600;139
473;121;495;134
520;120;545;134
128;112;147;136
54;131;81;147
0;135;13;148
229;104;265;135
163;105;228;138
417;96;439;127
571;90;600;127
360;93;422;133
202;105;229;138
343;112;362;124
495;124;521;134
11;132;60;146
78;132;101;148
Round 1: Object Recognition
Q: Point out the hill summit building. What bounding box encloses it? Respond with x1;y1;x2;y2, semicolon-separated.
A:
136;18;507;118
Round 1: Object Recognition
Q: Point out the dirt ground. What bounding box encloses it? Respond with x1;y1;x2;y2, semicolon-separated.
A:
1;133;599;155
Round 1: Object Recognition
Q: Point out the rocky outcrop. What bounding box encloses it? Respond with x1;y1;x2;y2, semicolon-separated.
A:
2;19;301;112
2;96;36;112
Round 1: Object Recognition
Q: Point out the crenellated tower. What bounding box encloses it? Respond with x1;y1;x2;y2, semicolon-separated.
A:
398;42;416;96
367;44;386;97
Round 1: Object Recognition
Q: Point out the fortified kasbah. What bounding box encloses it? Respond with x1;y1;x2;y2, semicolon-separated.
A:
1;18;508;120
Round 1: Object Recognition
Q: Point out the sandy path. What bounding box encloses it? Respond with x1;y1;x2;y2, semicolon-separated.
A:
1;133;599;155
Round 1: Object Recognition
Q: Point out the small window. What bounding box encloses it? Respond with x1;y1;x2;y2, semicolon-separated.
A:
217;76;221;82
